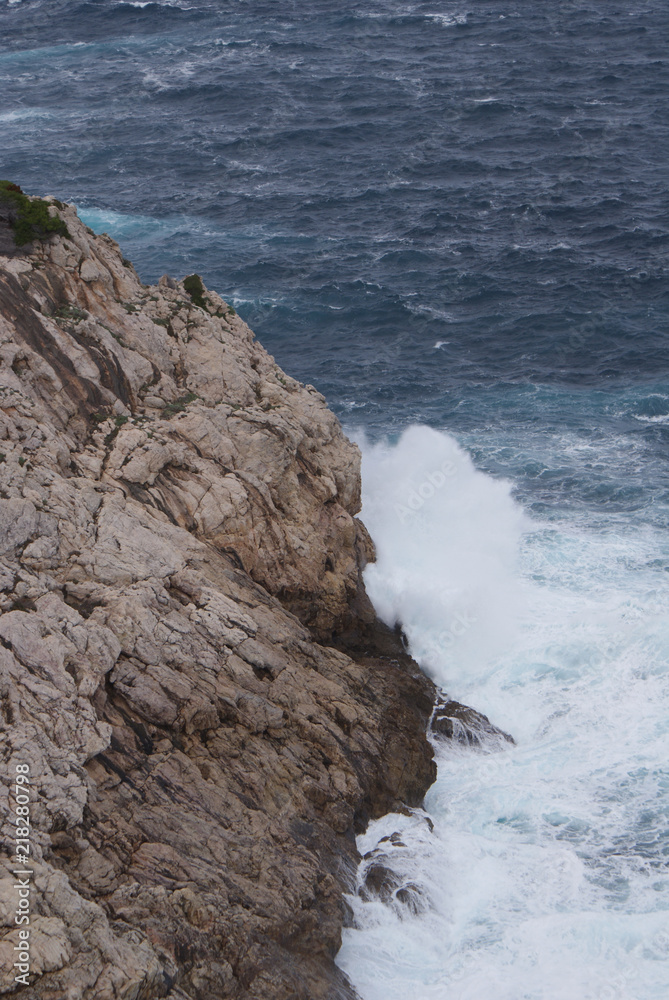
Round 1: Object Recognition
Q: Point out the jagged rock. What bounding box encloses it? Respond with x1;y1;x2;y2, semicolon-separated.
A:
0;199;437;999
357;830;428;917
360;861;402;902
431;697;515;747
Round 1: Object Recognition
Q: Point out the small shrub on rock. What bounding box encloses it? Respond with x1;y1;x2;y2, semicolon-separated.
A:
0;181;70;246
183;273;208;309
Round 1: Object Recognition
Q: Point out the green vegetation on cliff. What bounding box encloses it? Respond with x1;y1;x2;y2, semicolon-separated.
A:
183;272;208;309
0;180;70;246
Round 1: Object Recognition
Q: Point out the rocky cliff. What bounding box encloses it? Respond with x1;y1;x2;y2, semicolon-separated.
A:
0;196;436;1000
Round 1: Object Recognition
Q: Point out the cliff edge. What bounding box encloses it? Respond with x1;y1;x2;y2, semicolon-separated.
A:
0;196;436;999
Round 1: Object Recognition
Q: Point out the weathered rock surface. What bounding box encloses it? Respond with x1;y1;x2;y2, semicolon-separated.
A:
0;200;437;999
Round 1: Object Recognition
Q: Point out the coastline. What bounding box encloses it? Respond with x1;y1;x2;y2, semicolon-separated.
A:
0;197;436;999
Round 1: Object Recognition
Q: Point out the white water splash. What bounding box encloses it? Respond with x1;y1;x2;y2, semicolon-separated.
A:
337;425;669;1000
354;425;528;685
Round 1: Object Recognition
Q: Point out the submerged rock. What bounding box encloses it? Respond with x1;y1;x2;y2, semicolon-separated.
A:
431;697;515;748
0;199;437;999
358;847;426;917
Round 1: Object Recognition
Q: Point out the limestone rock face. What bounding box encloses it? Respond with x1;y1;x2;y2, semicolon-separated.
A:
0;202;436;999
0;203;375;641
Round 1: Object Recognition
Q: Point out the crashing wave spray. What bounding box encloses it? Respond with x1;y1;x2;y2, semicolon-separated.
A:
339;424;669;1000
355;424;528;689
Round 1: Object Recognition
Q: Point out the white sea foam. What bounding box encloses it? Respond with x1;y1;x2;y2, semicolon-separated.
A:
0;108;54;122
116;0;198;8
227;160;269;174
337;425;669;1000
425;13;468;28
405;302;456;321
353;426;528;685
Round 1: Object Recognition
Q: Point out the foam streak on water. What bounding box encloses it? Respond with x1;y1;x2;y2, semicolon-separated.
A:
337;426;669;1000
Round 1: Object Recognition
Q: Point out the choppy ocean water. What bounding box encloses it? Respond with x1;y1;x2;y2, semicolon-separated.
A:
2;1;668;996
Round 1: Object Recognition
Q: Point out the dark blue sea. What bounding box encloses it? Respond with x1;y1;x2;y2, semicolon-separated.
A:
2;2;668;996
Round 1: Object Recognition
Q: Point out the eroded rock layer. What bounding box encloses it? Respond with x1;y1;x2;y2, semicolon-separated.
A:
0;201;436;1000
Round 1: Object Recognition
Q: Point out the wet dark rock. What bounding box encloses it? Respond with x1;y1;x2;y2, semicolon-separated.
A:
360;861;403;903
431;698;515;747
358;849;428;916
395;884;423;915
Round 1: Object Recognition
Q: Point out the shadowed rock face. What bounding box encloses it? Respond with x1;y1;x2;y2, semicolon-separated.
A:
0;201;436;1000
0;215;24;259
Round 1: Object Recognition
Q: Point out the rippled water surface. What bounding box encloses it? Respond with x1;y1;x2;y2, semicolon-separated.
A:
2;1;668;434
2;1;668;996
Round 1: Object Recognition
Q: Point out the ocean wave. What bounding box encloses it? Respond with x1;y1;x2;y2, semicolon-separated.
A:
424;12;468;27
112;0;199;9
0;107;54;121
338;424;669;999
